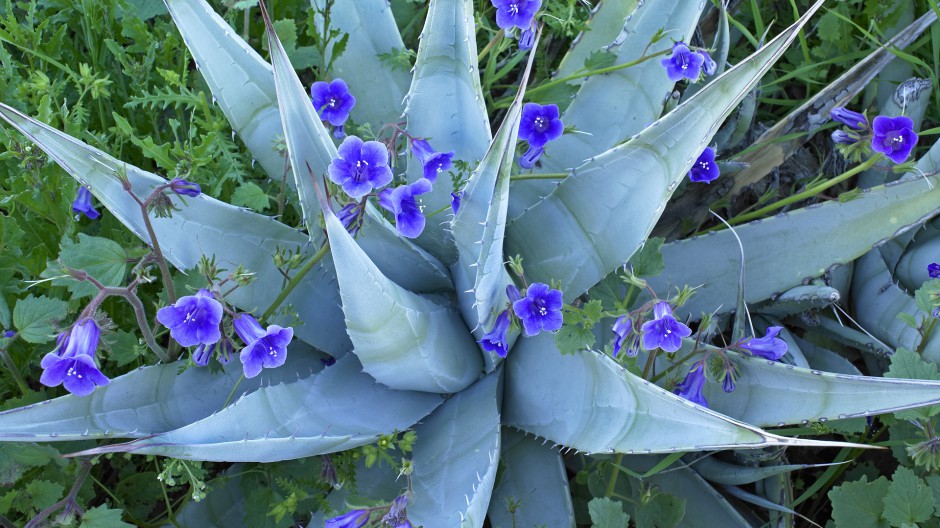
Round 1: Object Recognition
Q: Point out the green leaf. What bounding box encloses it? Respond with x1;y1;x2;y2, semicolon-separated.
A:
914;278;940;314
588;497;630;528
230;182;271;212
883;467;934;527
829;476;890;528
0;444;60;485
26;479;63;511
79;505;135;528
635;492;685;528
583;49;617;72
629;237;665;278
12;295;67;344
56;233;128;299
554;324;595;355
271;19;297;52
885;348;940;421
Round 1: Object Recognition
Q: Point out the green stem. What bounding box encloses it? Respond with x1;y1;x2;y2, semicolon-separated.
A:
222;374;245;410
510;172;568;181
261;240;331;321
477;29;505;62
605;453;624;498
0;347;28;396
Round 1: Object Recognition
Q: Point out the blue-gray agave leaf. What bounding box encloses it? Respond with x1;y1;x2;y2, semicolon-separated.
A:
408;372;500;527
796;336;863;376
690;455;841;486
552;0;638;82
72;354;443;462
311;0;410;126
504;333;856;453
487;429;575;528
0;102;350;354
323;207;482;393
507;0;825;301
755;284;841;318
170;465;247;527
0;346;321;441
403;0;492;262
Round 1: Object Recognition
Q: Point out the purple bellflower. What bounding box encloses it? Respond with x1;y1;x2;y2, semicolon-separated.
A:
674;362;708;407
324;509;369;528
830;107;868;131
738;326;788;361
871;115;918;164
411;139;455;182
512;282;563;336
379;178;433;238
169;178;201;197
661;42;704;82
492;0;541;31
157;289;223;348
699;50;717;75
192;343;214;367
688;147;719;183
381;496;410;527
328;136;393;199
72;187;100;220
234;313;293;378
640;302;692;353
450;191;463;215
40;319;110;397
337;202;363;236
518;103;563;168
311;78;356;138
929;263;940;278
480;310;512;358
506;284;523;303
519;27;535;50
611;315;633;358
722;371;736;393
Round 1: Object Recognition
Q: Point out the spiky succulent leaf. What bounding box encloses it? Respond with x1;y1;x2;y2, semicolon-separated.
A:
403;0;492;261
504;333;854;453
487;429;576;528
323;209;482;393
71;355;443;461
691;455;841;486
756;284;841;318
552;0;638;82
409;372;500;527
311;0;410;126
507;0;825;301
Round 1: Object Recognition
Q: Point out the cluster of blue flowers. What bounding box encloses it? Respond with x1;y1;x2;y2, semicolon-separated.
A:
39;319;110;397
660;42;717;82
479;283;564;358
491;0;541;50
326;494;411;528
830;106;919;164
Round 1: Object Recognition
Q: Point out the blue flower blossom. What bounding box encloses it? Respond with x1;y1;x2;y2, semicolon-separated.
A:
337;202;363;236
39;319;110;397
157;289;223;348
519;27;535;50
311;78;356;138
450;191;463;215
674;362;708;407
611;315;633;358
379;178;433;239
169;178;201;197
871;115;918;164
234;313;293;378
518;103;563;168
640;302;691;353
518;146;544;169
722;372;735;393
688;147;719;184
480;310;511;358
506;284;522;303
929;263;940;278
381;495;410;527
328;136;393;199
830;107;868;131
411;139;455;183
192;343;214;367
512;282;563;336
491;0;541;31
661;42;704;81
324;509;369;528
738;326;787;361
72;187;100;220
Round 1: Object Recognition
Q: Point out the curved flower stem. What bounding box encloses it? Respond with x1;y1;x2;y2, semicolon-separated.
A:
128;186;176;303
261;240;331;321
510;172;568;180
713;154;882;230
24;460;92;528
477;28;505;62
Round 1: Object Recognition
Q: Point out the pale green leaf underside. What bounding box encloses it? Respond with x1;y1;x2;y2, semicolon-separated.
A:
504;333;849;453
409;372;500;528
165;0;284;180
403;0;492;261
487;429;576;528
74;354;443;462
325;212;482;393
507;0;825;301
0;347;322;441
312;0;410;126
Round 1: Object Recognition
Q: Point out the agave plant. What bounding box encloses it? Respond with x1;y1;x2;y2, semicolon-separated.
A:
6;0;940;526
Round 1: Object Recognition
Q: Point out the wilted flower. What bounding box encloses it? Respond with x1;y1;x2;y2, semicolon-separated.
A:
337;202;363;236
39;319;110;397
674;362;708;407
72;187;100;220
480;310;511;358
324;509;369;528
688;147;719;183
410;139;455;182
831;130;859;145
157;289;223;348
611;315;633;358
192;343;214;367
450;191;463;215
699;50;717;75
381;495;410;527
512;282;563;336
234;313;293;378
830;107;868;131
871;115;918;164
738;326;788;361
378;179;433;239
311;78;356;138
661;42;704;82
169;178;201;197
328;136;393;199
640;301;692;353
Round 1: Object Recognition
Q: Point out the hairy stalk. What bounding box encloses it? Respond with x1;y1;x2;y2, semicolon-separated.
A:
127;186;177;303
262;240;331;321
25;460;92;528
